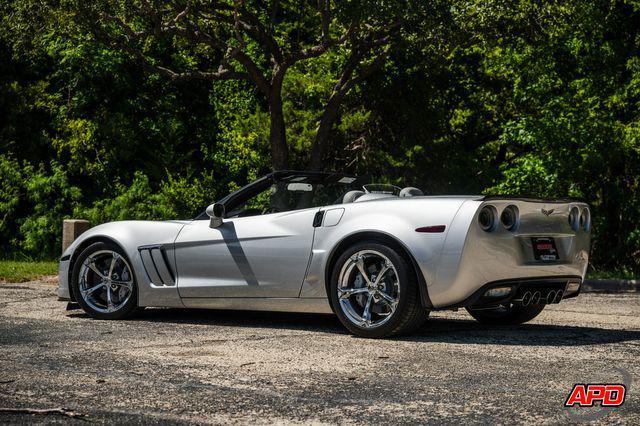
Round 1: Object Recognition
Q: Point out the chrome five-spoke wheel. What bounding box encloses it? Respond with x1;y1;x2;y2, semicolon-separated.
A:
79;250;134;313
331;242;427;338
337;250;400;329
72;241;139;319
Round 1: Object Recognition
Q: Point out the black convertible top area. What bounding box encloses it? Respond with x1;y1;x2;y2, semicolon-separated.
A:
195;170;365;220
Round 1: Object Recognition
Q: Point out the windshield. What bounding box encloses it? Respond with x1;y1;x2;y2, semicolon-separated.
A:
362;183;402;195
225;173;368;218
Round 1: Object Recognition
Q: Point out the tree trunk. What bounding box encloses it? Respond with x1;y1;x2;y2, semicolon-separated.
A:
309;92;345;171
268;73;289;170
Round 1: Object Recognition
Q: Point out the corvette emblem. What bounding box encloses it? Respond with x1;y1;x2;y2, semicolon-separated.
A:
541;208;554;217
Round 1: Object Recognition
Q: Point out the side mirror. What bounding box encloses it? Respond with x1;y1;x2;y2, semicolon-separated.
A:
206;203;225;228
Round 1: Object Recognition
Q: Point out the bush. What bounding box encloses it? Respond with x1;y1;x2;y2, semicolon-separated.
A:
1;157;220;259
0;155;24;251
19;162;81;257
0;155;81;258
75;172;213;226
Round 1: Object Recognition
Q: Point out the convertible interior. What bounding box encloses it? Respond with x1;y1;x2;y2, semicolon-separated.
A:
199;171;424;219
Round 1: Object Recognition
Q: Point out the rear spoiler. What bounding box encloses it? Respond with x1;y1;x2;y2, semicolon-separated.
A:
481;195;586;204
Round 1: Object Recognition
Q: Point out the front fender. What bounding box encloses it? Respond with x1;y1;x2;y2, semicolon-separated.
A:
59;220;189;307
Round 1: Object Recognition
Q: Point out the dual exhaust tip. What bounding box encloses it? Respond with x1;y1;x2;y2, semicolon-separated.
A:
521;290;563;306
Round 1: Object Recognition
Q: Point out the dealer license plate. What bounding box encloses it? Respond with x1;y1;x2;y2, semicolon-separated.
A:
531;237;559;261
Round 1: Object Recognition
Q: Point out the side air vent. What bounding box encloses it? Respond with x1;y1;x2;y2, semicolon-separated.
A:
138;245;175;286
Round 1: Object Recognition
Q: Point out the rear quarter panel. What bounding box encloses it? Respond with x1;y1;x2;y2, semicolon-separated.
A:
300;197;470;299
433;200;590;307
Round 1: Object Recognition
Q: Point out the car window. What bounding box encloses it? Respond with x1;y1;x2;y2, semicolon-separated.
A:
227;180;356;218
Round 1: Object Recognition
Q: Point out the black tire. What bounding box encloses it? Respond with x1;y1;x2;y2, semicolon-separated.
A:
71;241;139;320
466;304;545;325
330;241;428;338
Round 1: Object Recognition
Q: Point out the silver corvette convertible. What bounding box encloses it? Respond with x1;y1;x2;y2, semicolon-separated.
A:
58;171;591;338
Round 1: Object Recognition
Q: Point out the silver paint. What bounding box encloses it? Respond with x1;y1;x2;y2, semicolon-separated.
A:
58;194;590;314
181;297;332;313
59;220;188;308
174;207;319;298
322;208;345;227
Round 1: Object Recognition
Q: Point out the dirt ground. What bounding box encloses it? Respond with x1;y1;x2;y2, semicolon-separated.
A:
1;280;639;424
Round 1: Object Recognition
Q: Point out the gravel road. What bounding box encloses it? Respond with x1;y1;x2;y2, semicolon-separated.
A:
1;281;639;424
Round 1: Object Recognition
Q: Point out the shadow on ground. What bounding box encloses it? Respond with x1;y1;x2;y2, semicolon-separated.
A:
67;307;640;347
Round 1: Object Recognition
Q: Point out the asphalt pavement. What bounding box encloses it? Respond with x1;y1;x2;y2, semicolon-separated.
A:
1;281;639;424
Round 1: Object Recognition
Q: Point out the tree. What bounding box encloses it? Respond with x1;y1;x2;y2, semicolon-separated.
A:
4;0;640;274
71;0;406;170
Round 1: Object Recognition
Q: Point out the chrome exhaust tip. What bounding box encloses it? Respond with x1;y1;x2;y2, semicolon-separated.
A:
546;290;557;304
532;291;541;305
554;290;563;303
521;291;532;307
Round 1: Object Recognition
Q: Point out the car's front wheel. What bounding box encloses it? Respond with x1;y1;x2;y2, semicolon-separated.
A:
330;242;428;338
466;304;545;325
71;241;139;320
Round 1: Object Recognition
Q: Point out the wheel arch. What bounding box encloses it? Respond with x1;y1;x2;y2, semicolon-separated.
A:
67;236;131;302
324;231;433;310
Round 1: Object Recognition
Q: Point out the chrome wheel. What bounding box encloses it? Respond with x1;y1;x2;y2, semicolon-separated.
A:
337;250;400;328
78;250;134;314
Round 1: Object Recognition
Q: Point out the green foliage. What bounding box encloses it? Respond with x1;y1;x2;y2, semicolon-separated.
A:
210;81;271;184
0;156;24;249
19;162;81;256
362;0;640;272
283;50;373;166
0;155;81;258
75;172;211;225
0;0;639;275
485;155;557;198
75;172;170;224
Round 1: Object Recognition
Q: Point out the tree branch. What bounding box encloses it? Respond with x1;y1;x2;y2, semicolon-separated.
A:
318;0;331;41
338;46;391;95
308;34;396;171
173;6;273;92
199;2;284;64
93;16;249;82
84;1;407;172
97;7;271;90
284;21;358;66
227;47;271;94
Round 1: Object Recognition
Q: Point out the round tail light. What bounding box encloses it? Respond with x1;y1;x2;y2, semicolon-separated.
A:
568;207;580;231
500;205;519;231
580;208;590;231
478;205;498;232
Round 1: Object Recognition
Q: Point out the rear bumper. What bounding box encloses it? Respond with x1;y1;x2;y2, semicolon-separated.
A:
429;199;590;308
437;276;582;310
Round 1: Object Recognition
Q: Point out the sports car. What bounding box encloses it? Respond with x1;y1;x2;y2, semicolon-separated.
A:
58;170;591;338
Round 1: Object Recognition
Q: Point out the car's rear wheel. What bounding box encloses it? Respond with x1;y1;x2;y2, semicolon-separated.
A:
466;304;545;325
71;241;139;320
330;242;428;338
